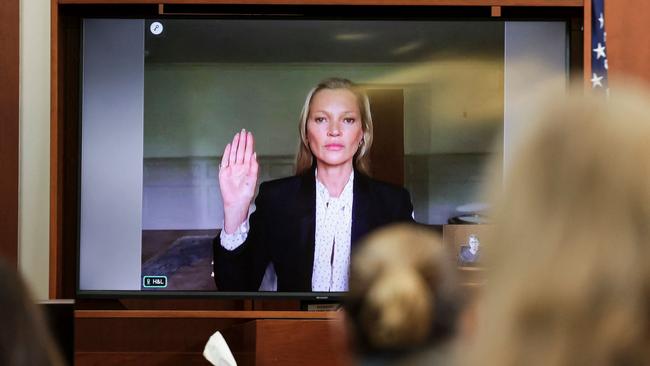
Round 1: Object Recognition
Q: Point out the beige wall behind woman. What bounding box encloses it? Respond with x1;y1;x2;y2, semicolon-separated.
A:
19;0;50;300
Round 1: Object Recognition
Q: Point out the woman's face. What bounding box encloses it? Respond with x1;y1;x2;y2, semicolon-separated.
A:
306;88;364;171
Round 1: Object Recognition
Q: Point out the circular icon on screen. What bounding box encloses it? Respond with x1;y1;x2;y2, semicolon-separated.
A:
150;22;163;35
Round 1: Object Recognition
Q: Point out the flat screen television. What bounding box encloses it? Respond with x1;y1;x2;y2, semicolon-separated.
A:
77;11;572;298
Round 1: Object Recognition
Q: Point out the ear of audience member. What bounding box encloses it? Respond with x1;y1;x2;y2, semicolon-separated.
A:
345;224;461;364
0;259;66;366
463;88;650;366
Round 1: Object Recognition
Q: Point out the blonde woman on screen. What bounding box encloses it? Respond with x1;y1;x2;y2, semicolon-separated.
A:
213;78;414;292
463;88;650;366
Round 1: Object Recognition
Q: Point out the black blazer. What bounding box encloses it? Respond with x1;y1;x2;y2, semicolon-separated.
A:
213;168;414;292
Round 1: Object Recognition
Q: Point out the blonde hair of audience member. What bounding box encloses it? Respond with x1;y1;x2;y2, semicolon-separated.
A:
0;260;65;366
345;224;459;354
465;89;650;366
295;77;374;176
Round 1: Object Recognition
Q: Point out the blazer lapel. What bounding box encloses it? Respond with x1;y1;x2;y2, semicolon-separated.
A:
351;171;372;246
296;168;316;284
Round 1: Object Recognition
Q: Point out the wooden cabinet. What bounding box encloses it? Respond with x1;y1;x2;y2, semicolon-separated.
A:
75;310;350;366
222;319;353;366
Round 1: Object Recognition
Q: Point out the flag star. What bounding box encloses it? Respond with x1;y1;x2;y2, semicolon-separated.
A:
598;13;604;29
591;73;604;88
593;43;606;59
604;59;608;70
604;31;607;42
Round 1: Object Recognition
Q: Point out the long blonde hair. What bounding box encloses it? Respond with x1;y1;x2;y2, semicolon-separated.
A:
465;88;650;366
345;224;459;353
295;77;373;176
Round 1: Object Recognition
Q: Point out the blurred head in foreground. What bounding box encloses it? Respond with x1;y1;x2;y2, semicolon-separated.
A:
0;259;65;366
345;224;460;361
466;88;650;366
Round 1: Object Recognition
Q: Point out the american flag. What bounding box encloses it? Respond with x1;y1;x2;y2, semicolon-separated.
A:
591;0;608;92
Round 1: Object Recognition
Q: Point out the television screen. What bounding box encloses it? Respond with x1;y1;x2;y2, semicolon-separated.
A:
78;16;569;296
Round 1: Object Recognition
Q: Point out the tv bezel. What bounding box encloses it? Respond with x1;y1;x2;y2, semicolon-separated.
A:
74;5;582;300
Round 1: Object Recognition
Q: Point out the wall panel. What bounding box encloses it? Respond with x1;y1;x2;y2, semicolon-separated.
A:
605;0;650;87
0;0;19;266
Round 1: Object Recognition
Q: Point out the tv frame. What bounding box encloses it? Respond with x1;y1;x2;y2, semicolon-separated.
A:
52;3;584;301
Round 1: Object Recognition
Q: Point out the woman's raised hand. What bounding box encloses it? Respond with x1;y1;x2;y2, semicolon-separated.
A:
219;129;259;234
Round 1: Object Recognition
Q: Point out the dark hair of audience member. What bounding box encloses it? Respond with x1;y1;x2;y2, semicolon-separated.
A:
464;87;650;366
345;224;461;357
0;259;65;366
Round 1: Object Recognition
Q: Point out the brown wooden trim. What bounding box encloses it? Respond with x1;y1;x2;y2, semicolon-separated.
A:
50;1;81;299
491;5;501;16
75;310;338;319
75;318;351;365
76;352;207;362
58;0;583;6
0;0;19;267
583;0;591;89
76;352;208;364
50;0;60;298
223;319;352;366
75;317;254;354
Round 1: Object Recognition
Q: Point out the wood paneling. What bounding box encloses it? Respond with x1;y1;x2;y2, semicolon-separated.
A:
0;0;19;266
76;352;209;366
222;319;353;366
58;0;582;5
605;0;650;87
75;316;246;365
76;317;245;351
75;312;344;366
